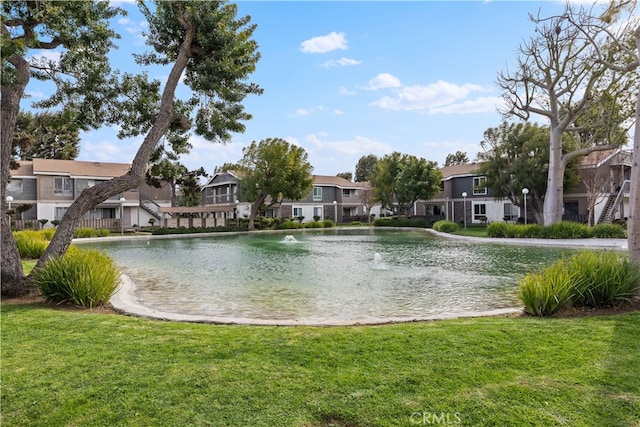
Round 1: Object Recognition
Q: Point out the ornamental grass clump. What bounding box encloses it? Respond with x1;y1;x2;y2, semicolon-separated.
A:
568;251;640;308
517;259;576;317
13;230;49;259
591;223;626;238
518;251;640;316
433;220;458;233
33;248;120;308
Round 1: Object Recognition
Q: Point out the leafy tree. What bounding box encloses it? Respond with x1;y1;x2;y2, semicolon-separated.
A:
5;1;262;290
12;111;80;160
354;154;378;182
497;2;637;225
1;0;123;291
146;157;187;207
444;151;469;166
235;138;313;231
336;172;352;181
371;152;441;215
476;122;579;225
177;167;208;207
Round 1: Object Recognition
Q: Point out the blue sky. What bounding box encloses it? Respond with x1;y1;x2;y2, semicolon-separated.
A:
25;1;581;176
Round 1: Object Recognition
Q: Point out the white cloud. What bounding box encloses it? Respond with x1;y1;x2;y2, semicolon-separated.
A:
365;73;402;90
28;50;61;67
339;86;356;96
370;80;494;113
321;57;362;68
304;134;393;157
333;109;344;115
300;32;348;54
290;108;311;117
428;96;503;115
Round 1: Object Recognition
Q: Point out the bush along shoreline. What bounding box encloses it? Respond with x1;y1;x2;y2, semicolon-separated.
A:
518;251;640;317
486;221;626;239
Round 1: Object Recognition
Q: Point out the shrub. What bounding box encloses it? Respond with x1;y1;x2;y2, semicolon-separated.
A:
74;227;97;238
545;221;592;239
569;251;640;308
33;248;120;308
517;258;576;317
592;223;626;239
40;228;56;241
518;251;640;316
322;219;334;228
13;230;49;259
433;220;459;233
349;221;363;226
95;228;110;237
304;221;324;228
50;220;60;227
278;220;303;229
487;222;508;238
373;218;426;228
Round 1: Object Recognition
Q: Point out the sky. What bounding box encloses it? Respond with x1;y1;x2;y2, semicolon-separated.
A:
23;1;604;177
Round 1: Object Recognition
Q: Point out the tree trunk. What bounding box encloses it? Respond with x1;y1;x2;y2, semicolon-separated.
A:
628;83;640;265
32;14;196;274
247;194;267;231
543;128;565;225
1;55;30;293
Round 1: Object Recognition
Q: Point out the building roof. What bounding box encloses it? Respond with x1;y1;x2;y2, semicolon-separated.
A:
439;163;482;179
29;158;131;178
312;175;360;188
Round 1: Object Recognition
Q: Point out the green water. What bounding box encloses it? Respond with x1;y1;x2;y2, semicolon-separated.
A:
83;229;580;323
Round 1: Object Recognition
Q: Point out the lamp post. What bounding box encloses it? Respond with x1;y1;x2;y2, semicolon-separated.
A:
522;188;529;225
445;196;449;221
235;199;239;227
333;200;337;223
6;195;13;211
119;197;125;235
461;192;467;229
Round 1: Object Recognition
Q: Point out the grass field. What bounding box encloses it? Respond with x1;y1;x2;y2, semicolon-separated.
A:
2;303;639;426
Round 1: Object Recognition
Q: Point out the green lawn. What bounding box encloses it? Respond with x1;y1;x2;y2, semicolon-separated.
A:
452;225;488;237
2;303;639;426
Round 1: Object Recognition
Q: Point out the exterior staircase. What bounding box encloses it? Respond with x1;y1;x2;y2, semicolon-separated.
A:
597;180;630;224
140;198;163;220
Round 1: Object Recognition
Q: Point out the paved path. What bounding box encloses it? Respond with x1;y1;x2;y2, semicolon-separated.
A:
109;229;629;325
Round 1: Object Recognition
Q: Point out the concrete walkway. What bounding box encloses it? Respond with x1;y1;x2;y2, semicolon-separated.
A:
109;229;629;325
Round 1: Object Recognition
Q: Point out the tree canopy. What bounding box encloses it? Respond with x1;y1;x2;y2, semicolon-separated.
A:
12;112;80;161
1;1;263;293
444;151;469;166
497;1;637;225
354;154;378;182
476;122;579;225
234;138;314;231
371;152;441;215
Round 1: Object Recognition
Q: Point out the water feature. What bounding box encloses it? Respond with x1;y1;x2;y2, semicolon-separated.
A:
83;229;580;325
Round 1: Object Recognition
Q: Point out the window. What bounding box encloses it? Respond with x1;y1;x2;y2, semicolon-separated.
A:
473;203;487;221
7;179;22;192
342;189;354;197
54;177;73;196
503;203;518;221
473;176;487;195
313;207;323;220
313;187;322;201
293;207;303;218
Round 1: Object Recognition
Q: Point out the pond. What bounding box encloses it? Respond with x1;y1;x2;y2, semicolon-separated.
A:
83;229;579;325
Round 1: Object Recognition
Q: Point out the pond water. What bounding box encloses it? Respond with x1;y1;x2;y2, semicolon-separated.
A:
83;229;579;325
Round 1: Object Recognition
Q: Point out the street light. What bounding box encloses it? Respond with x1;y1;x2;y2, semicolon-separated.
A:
5;195;13;210
119;197;125;235
333;200;338;223
461;192;468;229
522;188;529;225
235;199;239;227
